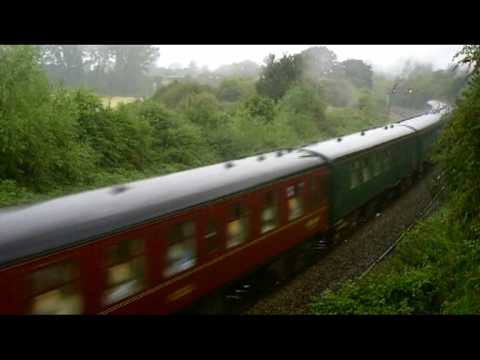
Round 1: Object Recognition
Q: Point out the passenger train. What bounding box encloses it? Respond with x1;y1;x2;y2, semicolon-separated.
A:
0;100;450;314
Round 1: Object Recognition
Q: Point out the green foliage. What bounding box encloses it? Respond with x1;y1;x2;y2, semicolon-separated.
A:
313;270;438;315
0;180;38;207
325;106;383;136
342;59;373;89
128;100;218;167
435;54;480;239
319;78;355;107
152;80;216;109
0;45;401;209
179;92;222;126
214;60;261;79
300;46;339;81
311;206;480;314
0;46;96;190
216;77;256;103
277;83;328;137
40;45;159;97
356;88;387;120
391;63;468;109
244;95;276;123
312;44;480;312
256;54;304;101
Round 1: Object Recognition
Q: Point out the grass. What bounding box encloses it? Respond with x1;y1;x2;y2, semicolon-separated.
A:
100;96;141;109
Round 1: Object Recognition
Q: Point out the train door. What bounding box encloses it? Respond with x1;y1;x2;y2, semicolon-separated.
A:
0;267;21;314
307;169;328;214
199;203;226;264
281;175;308;225
256;184;282;238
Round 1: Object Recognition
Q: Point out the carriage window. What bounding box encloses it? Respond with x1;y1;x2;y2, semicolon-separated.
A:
261;191;279;234
287;182;304;221
205;220;219;254
310;176;324;210
165;221;197;277
29;261;83;315
383;150;391;171
373;154;382;176
104;238;145;306
227;203;249;248
351;161;362;189
362;159;371;182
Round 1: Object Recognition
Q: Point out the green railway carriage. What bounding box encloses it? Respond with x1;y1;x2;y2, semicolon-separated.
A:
305;124;417;225
304;102;449;227
399;111;449;166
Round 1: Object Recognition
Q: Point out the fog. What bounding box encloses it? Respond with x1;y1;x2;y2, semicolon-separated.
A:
156;45;463;75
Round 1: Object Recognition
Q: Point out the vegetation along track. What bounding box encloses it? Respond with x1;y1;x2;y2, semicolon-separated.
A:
233;168;443;315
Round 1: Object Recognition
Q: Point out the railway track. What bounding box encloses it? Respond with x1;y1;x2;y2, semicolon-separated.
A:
212;167;443;315
358;178;446;280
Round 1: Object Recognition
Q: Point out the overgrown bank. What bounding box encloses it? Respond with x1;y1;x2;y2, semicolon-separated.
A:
311;45;480;315
311;203;480;314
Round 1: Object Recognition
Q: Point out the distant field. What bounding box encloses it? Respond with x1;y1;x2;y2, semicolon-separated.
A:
100;96;141;109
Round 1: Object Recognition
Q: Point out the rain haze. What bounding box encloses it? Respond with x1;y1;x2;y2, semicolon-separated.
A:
156;45;463;74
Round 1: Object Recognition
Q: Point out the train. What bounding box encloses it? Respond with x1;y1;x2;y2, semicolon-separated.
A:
0;100;450;314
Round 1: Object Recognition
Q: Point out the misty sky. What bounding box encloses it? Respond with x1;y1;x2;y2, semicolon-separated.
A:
155;45;463;74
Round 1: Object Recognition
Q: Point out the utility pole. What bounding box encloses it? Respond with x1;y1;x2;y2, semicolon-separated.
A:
387;80;413;121
387;81;401;121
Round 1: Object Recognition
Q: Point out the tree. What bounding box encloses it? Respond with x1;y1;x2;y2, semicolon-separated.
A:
152;81;216;109
108;45;160;97
300;46;340;81
319;78;355;107
0;46;96;189
82;45;116;94
389;62;468;110
244;95;276;123
179;92;222;127
216;78;256;103
342;59;373;89
278;82;328;137
39;45;87;87
256;54;304;101
214;60;261;79
436;45;480;238
129;100;217;166
40;45;160;97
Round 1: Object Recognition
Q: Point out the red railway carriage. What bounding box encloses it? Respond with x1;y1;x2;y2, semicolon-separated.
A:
0;149;329;314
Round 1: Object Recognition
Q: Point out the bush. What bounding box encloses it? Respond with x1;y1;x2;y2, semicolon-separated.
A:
277;83;328;139
129;100;218;167
216;78;256;103
311;206;480;314
178;92;222;127
151;81;215;109
435;70;480;239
